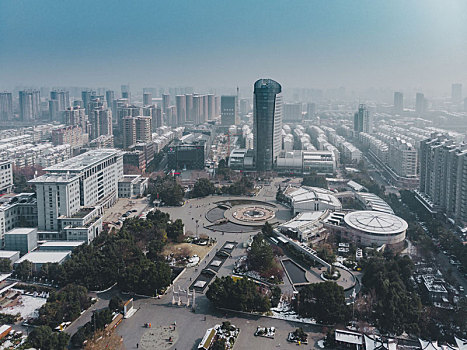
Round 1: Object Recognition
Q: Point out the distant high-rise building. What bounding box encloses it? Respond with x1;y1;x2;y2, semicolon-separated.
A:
48;99;59;121
162;94;170;114
415;92;427;114
185;94;193;122
215;96;220;119
89;107;112;140
144;105;162;130
19;90;41;121
123;116;152;148
283;103;302;122
143;92;152;106
394;92;403;114
0;92;13;121
167;106;176;126
240;99;249;116
176;95;186;125
121;84;131;102
117;105;141;128
207;94;215;120
464;97;467;112
221;96;238;126
81;90;96;115
353;104;372;134
306;103;316;119
192;95;202;124
135;116;152;143
106;90;115;108
50;90;70;112
203;95;209;121
253;79;282;171
65;106;88;132
452;83;462;104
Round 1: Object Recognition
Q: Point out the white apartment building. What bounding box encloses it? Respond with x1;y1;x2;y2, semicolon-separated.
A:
418;135;467;223
30;149;124;239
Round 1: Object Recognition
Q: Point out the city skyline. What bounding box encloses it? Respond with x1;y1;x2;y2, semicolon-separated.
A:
1;0;467;93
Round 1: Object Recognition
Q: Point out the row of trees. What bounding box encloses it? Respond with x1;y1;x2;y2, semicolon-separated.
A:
34;210;180;295
302;173;328;188
248;233;283;281
190;178;216;198
206;276;271;312
221;177;254;195
27;325;70;350
70;297;121;348
33;284;91;329
296;281;349;324
147;176;185;206
360;255;422;335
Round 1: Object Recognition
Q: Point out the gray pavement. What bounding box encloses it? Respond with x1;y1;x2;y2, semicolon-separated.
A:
116;187;329;349
118;295;325;350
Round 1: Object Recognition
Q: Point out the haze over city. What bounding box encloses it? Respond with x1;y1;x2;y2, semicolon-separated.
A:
0;1;466;350
1;0;467;94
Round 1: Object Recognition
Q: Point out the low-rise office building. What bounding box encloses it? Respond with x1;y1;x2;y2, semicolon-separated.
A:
38;241;84;252
118;175;149;198
282;185;342;214
4;228;38;255
0;250;20;263
14;251;71;272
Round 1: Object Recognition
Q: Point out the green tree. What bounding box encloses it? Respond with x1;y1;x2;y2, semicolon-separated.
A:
28;325;70;350
109;295;124;312
302;173;328;188
361;255;422;335
35;284;91;328
0;258;12;272
148;176;185;206
248;233;274;273
297;281;349;324
206;276;271;312
261;222;274;237
191;178;216;198
15;260;32;280
167;219;184;241
91;308;112;330
211;338;227;350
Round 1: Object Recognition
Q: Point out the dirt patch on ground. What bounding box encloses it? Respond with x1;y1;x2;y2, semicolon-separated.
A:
162;242;212;261
140;325;179;350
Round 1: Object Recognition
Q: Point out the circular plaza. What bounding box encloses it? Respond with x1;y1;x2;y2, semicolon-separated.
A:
205;199;284;232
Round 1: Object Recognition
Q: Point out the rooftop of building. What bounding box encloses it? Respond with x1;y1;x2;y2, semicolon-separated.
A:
0;250;19;258
15;251;71;264
344;210;408;235
29;173;79;184
119;175;141;182
284;186;342;208
5;228;37;235
39;241;85;248
70;207;95;218
43;149;123;172
356;192;394;214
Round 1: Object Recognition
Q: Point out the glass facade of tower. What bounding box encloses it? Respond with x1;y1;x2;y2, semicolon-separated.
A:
253;79;282;171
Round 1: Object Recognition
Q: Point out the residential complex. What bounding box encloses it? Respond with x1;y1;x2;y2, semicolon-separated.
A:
417;134;467;223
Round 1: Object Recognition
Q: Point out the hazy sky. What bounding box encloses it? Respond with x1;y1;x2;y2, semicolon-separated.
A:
1;0;466;92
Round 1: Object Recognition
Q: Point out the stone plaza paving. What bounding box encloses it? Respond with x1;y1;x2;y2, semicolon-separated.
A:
116;180;358;349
